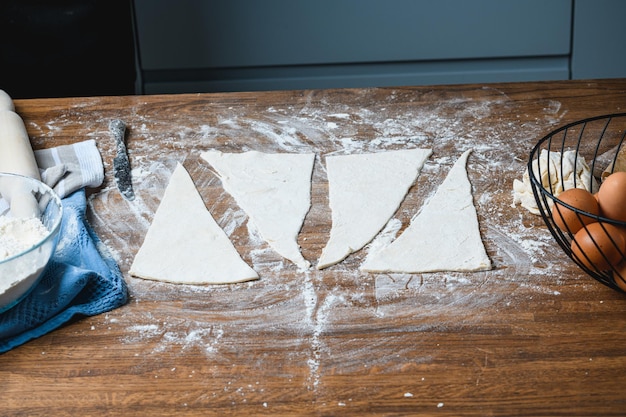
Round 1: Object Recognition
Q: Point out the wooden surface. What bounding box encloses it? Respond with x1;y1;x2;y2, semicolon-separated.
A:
3;79;626;416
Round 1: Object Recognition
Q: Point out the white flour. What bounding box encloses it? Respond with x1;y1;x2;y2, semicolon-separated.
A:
0;215;48;260
0;214;50;307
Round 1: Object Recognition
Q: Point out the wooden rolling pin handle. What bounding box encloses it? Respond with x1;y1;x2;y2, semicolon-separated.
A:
0;90;42;218
0;89;15;112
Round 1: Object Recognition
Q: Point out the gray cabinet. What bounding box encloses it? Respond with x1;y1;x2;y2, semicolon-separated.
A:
571;0;626;80
132;0;624;93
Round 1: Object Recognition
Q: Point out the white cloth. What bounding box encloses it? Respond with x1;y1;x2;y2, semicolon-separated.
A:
0;140;104;214
34;139;104;198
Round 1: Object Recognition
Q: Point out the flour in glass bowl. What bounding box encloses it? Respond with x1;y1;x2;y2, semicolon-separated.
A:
0;215;49;260
0;214;51;309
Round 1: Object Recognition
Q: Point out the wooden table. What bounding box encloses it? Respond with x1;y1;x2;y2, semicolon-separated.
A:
3;79;626;416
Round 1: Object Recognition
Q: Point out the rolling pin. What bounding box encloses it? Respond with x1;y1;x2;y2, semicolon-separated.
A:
0;90;41;218
0;89;15;112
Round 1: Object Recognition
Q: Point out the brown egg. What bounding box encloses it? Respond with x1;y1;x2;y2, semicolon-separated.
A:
571;222;626;271
552;188;599;234
597;172;626;222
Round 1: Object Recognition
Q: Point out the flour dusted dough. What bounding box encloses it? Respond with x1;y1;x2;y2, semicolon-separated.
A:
361;150;491;273
512;149;596;215
200;150;315;269
317;148;432;269
129;163;258;284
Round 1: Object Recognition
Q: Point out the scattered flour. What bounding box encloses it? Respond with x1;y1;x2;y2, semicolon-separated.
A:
366;218;402;256
73;87;572;391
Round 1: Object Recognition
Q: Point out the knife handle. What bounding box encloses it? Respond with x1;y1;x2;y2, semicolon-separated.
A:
109;119;127;150
109;119;135;201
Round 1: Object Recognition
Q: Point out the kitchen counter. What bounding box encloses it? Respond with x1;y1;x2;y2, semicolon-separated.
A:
4;79;626;416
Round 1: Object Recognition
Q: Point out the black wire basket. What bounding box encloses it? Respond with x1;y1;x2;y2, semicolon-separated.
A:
528;113;626;293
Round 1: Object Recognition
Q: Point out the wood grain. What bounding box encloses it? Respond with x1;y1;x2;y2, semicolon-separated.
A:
3;79;626;416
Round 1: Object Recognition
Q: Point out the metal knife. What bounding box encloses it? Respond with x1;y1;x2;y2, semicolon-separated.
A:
109;119;135;201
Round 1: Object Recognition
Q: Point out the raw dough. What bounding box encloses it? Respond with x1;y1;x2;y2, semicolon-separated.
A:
361;150;491;273
512;149;596;215
129;163;258;284
201;150;315;270
317;148;432;270
602;146;626;180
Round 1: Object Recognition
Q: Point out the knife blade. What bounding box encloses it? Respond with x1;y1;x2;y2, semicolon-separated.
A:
109;119;135;201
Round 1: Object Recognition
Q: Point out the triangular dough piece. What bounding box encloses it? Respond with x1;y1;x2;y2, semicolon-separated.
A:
317;148;432;269
129;163;258;284
200;150;315;269
360;150;491;273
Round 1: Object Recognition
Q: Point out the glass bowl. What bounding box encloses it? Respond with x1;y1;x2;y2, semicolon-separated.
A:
0;173;63;313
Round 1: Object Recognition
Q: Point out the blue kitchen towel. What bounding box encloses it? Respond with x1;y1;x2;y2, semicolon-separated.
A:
0;189;128;353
